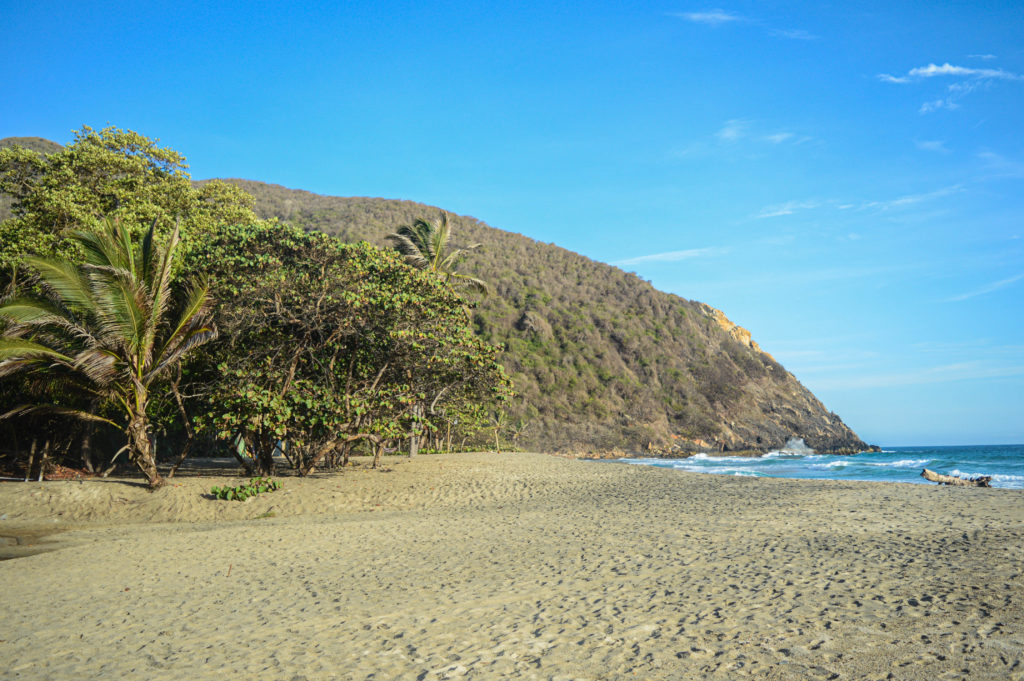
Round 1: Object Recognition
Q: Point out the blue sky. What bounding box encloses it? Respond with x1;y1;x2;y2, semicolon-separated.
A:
2;1;1022;445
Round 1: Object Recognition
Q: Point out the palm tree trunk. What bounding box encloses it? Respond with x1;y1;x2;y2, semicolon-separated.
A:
128;415;164;488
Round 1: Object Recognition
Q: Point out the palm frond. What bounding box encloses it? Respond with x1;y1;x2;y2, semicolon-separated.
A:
24;256;95;313
148;326;217;381
0;337;74;363
149;278;215;378
72;348;121;385
450;272;490;295
0;297;97;343
0;403;119;428
385;230;430;269
93;277;147;358
145;220;180;355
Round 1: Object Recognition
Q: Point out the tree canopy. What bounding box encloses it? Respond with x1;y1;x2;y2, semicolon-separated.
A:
0;126;259;284
181;221;512;474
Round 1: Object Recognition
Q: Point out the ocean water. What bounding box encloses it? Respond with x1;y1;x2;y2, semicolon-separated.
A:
618;442;1024;489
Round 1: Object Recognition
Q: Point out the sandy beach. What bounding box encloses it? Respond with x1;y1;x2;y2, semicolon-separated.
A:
1;452;1022;680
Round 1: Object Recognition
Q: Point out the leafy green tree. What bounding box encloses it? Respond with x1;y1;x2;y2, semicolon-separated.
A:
386;211;488;294
0;217;216;487
182;221;511;475
0;126;259;285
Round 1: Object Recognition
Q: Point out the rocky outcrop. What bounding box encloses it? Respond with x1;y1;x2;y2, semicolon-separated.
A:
699;303;765;355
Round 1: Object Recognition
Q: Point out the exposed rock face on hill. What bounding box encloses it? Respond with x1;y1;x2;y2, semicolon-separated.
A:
216;179;874;455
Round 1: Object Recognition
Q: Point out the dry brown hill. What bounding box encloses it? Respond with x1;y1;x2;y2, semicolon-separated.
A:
218;178;872;455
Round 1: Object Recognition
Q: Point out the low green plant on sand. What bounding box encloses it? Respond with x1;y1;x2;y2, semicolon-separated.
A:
211;477;280;501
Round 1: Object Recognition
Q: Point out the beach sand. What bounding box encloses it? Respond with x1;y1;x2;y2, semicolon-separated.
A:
1;452;1022;680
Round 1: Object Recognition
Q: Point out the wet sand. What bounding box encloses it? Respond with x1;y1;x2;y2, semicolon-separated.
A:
1;452;1022;680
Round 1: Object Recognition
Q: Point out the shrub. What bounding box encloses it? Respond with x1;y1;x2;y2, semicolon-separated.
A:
211;477;281;501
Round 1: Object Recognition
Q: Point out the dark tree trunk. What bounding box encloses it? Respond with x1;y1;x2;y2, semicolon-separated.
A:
255;434;276;476
25;438;37;482
37;439;51;482
128;416;164;488
81;429;95;474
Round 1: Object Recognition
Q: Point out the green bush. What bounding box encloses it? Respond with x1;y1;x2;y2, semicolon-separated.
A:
211;477;281;501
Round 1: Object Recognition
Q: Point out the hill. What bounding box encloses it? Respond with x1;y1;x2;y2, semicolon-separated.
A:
217;178;872;455
0;136;872;455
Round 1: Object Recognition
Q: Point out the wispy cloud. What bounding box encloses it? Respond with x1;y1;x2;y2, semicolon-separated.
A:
880;62;1022;82
768;28;817;40
668;10;815;40
947;273;1024;302
712;120;809;146
859;185;962;211
673;120;813;158
715;119;749;142
755;185;960;220
755;199;823;219
907;63;1021;80
968;53;997;60
915;139;949;153
976;150;1024;179
810;362;1024;390
670;10;741;25
879;62;1023;113
615;247;726;266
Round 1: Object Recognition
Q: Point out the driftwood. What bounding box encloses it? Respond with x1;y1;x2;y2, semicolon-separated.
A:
921;468;992;487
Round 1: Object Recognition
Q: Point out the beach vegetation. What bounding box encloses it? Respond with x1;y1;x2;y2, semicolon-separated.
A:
179;221;512;475
0;217;216;487
211;477;281;501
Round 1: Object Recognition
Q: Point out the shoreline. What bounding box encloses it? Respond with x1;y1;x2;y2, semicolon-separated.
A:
1;452;1022;680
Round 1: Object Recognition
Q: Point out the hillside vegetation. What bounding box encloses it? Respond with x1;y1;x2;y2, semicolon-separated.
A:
0;136;871;456
217;178;871;454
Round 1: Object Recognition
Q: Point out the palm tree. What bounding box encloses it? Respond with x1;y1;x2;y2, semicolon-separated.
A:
386;211;488;294
0;217;216;487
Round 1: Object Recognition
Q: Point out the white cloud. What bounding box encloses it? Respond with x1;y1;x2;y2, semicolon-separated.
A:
755;199;822;219
920;98;956;113
915;139;949;153
908;63;1020;80
769;28;817;40
671;10;741;25
754;186;959;221
947;273;1024;302
715;119;749;141
615;247;725;266
711;120;810;147
879;62;1022;113
860;185;961;211
968;54;997;60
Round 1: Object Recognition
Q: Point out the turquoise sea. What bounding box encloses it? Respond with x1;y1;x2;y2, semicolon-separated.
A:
619;442;1024;489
